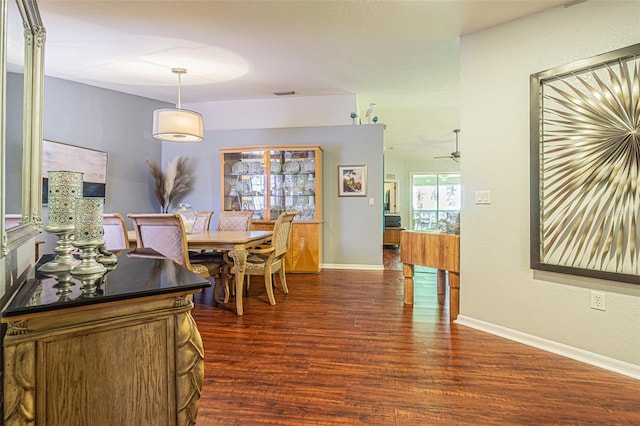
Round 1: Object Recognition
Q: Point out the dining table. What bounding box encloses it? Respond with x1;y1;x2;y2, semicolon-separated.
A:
127;229;273;315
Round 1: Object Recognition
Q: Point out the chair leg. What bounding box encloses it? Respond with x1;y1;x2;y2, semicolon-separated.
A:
279;264;289;294
264;266;276;305
213;279;222;303
221;272;231;303
225;268;240;300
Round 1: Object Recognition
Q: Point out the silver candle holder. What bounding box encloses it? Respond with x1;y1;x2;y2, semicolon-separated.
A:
39;269;75;301
71;198;107;289
38;171;84;273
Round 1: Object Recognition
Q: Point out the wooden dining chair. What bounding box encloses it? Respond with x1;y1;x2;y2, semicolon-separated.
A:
230;211;298;306
127;213;220;280
216;210;253;231
103;213;129;250
193;211;214;232
188;210;214;257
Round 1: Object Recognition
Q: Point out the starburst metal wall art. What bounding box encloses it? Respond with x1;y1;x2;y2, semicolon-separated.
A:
530;43;640;284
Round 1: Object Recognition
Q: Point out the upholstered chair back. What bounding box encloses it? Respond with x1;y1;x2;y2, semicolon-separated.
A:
216;211;253;231
193;211;214;232
103;213;128;250
128;214;189;266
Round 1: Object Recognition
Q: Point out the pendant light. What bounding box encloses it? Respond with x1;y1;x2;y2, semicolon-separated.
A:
152;68;204;142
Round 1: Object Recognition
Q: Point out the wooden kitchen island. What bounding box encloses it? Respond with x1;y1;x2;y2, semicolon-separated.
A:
2;250;210;426
400;231;460;321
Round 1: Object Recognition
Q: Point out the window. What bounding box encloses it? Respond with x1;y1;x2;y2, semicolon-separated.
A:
410;173;460;231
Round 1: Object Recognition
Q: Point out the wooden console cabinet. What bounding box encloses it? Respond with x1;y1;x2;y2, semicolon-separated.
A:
383;227;405;246
2;252;210;426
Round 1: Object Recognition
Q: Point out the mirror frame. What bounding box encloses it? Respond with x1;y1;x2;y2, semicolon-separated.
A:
1;0;44;257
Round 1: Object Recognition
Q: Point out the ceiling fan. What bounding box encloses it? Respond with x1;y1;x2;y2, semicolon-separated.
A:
434;129;461;162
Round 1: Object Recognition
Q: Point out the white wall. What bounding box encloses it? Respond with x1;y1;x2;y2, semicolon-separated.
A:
189;94;357;131
459;0;640;372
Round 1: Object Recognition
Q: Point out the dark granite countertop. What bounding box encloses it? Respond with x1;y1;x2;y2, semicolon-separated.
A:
2;249;210;318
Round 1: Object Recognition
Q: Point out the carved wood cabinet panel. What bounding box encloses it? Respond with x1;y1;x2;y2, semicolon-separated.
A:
3;294;204;425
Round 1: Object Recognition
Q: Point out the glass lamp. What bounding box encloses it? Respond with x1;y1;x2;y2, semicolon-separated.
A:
173;202;197;234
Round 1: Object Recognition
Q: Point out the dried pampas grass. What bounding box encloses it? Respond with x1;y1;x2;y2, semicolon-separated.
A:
146;156;192;213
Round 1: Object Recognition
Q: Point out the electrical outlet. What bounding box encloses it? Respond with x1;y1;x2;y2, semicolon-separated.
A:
590;291;606;311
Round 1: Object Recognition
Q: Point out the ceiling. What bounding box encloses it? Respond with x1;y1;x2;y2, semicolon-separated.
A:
12;0;573;160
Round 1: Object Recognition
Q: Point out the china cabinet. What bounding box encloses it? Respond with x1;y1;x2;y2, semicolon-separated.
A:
220;145;322;272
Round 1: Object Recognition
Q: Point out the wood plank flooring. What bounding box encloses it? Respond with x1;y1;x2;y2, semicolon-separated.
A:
192;248;640;425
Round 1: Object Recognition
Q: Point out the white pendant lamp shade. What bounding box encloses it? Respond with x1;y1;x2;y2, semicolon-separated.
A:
152;68;204;142
152;108;203;142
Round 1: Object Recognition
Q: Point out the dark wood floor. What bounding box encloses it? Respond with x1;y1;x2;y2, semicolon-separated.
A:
192;248;640;425
383;245;403;271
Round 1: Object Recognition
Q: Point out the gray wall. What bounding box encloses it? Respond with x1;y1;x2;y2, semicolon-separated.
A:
161;124;385;268
39;76;170;253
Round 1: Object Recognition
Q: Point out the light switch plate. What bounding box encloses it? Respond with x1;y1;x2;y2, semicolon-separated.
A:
475;190;491;204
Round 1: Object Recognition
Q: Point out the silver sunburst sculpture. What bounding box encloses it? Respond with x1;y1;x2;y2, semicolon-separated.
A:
539;53;640;276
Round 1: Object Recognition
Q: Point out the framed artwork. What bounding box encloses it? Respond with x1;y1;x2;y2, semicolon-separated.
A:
42;140;108;203
530;42;640;284
338;165;367;197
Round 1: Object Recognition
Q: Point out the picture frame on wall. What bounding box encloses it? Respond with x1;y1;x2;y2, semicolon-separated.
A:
530;42;640;284
42;140;108;204
338;165;367;197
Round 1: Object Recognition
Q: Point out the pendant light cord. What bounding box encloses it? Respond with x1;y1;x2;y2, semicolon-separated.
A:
172;67;187;110
177;71;182;110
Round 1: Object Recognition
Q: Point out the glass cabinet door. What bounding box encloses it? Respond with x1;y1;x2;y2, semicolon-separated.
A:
223;150;265;221
221;145;322;223
269;149;317;221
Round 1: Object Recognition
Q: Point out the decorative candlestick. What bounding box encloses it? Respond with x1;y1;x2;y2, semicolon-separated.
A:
71;198;107;286
38;171;84;273
39;269;75;301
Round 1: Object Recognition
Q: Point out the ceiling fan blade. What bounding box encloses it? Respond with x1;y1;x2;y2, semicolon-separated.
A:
434;129;461;161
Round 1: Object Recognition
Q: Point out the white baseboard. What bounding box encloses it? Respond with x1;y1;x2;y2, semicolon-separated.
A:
322;263;384;270
455;315;640;380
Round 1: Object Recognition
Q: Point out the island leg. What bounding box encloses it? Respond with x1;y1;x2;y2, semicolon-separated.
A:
403;263;414;304
436;269;446;305
449;271;460;321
